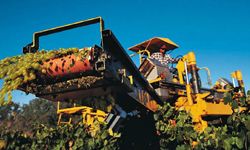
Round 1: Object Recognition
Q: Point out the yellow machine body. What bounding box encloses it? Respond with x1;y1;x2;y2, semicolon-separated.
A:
129;38;247;132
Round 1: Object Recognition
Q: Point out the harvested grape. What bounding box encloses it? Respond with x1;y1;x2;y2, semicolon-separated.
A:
0;48;92;106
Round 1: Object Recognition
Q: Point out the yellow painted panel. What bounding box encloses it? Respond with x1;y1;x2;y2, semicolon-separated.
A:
204;102;233;115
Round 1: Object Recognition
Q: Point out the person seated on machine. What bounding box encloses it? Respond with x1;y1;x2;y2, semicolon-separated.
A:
150;45;177;69
148;45;180;82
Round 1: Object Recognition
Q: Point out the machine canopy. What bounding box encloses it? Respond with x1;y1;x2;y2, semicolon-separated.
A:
128;37;179;54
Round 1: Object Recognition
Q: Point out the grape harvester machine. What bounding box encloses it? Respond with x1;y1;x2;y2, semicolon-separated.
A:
19;17;248;142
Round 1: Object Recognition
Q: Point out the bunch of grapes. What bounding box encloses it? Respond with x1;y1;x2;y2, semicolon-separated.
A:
0;48;90;106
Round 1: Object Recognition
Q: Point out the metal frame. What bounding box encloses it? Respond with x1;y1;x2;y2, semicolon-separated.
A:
23;17;104;53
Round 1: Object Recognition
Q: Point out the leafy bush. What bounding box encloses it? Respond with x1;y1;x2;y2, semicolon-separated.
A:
0;123;119;150
154;102;250;150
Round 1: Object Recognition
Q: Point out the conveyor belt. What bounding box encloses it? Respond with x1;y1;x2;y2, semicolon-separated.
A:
20;16;163;112
102;30;163;105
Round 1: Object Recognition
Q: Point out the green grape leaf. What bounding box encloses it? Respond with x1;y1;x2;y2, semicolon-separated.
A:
244;119;250;131
223;138;232;150
235;137;244;149
232;100;239;109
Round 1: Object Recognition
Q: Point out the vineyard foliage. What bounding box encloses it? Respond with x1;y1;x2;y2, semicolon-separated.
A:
0;99;119;150
154;103;250;150
0;123;119;150
154;89;250;150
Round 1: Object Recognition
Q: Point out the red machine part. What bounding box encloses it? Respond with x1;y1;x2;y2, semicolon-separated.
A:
42;49;93;77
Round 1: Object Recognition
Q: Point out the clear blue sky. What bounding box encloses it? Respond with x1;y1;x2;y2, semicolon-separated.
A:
0;0;250;104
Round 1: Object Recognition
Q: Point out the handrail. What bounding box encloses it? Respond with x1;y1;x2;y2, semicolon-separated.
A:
199;67;212;88
23;17;104;53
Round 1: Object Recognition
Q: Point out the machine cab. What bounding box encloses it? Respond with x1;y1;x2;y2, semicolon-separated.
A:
128;37;179;99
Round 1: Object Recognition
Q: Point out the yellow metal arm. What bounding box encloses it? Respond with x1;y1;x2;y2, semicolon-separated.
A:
231;70;244;88
57;101;107;126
